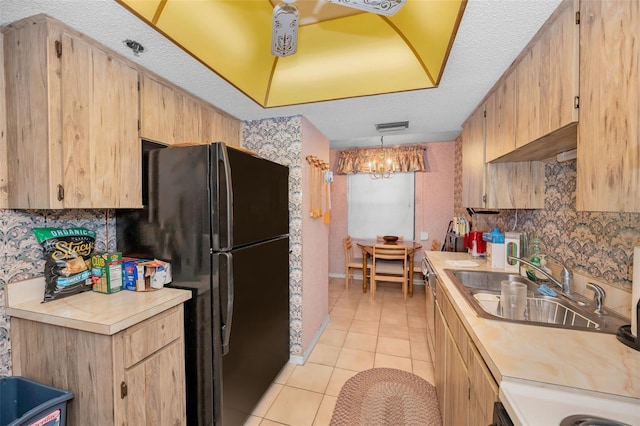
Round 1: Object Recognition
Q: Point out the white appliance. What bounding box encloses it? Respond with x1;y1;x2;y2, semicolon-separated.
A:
498;379;640;426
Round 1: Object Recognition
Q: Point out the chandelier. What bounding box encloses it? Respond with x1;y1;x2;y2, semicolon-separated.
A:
368;136;397;179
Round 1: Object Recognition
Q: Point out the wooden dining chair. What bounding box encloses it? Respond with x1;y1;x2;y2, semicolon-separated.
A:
343;236;370;289
370;244;409;301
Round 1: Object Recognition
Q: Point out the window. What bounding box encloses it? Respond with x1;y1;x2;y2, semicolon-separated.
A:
347;172;415;239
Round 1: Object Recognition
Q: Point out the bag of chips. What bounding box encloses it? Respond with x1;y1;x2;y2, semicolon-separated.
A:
33;227;96;302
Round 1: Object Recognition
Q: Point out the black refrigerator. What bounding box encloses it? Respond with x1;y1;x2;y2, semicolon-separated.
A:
116;142;290;426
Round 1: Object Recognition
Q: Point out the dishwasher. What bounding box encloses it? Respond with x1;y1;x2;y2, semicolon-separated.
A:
422;257;437;360
492;401;515;426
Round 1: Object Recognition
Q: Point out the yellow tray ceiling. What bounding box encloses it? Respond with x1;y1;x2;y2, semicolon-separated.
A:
117;0;467;108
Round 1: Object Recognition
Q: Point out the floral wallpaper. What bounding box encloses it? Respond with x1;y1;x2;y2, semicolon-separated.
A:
454;139;639;290
242;116;305;356
0;209;115;376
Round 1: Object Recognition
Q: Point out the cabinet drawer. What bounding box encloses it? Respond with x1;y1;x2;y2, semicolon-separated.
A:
124;306;182;368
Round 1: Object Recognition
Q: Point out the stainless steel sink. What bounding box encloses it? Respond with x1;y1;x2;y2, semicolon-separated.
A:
450;270;539;292
444;269;628;334
471;292;599;329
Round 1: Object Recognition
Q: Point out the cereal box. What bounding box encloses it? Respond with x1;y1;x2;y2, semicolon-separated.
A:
122;258;171;291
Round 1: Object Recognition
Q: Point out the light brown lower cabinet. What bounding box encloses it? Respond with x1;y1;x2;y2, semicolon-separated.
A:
10;305;186;426
434;283;498;426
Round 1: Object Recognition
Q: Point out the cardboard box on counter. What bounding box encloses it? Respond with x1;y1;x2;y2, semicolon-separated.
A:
91;252;123;294
122;258;172;292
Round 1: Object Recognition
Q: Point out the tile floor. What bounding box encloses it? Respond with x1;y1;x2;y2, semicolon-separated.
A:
244;277;434;426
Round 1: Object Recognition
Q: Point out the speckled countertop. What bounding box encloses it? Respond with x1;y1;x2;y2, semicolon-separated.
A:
4;276;191;335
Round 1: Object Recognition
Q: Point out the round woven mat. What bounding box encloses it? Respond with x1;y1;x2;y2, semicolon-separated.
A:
330;368;442;426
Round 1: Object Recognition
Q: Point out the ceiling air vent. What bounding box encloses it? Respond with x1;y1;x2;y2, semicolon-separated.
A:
375;121;409;132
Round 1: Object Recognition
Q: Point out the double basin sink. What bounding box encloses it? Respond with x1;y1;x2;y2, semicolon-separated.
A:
444;269;628;334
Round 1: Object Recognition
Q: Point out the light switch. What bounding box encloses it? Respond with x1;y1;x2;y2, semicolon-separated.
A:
420;232;429;241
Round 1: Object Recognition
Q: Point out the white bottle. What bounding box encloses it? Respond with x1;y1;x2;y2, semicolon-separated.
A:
486;228;505;269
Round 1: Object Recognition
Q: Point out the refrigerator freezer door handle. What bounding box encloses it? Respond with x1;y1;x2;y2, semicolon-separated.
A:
222;251;234;355
220;144;234;250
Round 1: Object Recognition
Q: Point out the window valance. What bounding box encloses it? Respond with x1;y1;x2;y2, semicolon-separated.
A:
335;145;426;174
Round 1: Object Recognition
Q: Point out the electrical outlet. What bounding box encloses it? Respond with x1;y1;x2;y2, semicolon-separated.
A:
420;232;428;241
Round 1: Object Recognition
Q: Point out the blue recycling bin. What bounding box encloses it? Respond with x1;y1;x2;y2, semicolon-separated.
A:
0;376;73;426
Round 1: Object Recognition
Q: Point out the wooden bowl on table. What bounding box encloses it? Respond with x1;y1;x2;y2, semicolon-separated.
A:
382;235;399;243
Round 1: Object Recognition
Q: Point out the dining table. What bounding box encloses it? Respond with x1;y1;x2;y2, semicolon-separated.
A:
356;239;423;296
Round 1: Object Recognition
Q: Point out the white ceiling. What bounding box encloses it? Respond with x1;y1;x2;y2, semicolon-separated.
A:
1;0;563;150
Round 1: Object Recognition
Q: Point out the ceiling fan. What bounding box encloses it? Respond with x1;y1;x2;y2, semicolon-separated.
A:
271;0;407;57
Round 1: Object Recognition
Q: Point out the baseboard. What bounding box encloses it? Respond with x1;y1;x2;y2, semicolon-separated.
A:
290;314;330;365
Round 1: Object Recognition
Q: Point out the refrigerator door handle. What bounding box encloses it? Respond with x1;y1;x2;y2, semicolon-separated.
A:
220;144;234;251
222;251;234;355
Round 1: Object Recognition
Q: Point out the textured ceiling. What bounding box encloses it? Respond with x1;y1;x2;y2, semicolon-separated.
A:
116;0;466;107
0;0;563;149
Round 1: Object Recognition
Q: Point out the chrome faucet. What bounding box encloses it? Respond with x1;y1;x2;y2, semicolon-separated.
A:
586;282;606;315
507;255;573;294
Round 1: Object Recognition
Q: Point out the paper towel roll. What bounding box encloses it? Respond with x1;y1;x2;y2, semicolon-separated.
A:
632;246;640;337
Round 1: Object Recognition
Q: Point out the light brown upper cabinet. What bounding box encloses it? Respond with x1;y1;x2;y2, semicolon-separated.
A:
140;74;242;147
200;105;242;147
485;71;516;162
462;103;545;210
3;15;141;209
577;0;640;212
485;162;545;209
515;0;579;151
140;74;200;145
461;106;486;209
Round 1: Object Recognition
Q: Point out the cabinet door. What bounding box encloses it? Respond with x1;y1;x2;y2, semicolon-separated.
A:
223;117;242;147
201;105;223;144
577;0;640;212
61;33;141;208
140;75;202;145
4;19;62;208
175;94;201;144
434;305;447;421
486;161;545;209
443;321;469;426
124;339;186;425
461;107;485;208
485;71;516;162
516;0;579;148
140;74;178;145
468;343;498;426
201;105;242;147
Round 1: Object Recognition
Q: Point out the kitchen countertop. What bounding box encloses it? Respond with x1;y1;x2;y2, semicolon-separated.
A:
425;251;640;423
4;276;192;335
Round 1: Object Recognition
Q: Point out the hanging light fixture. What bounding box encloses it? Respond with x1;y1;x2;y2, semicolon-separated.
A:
326;0;407;17
369;136;396;179
272;0;299;57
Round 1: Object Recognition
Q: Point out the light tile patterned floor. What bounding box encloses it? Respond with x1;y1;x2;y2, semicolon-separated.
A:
245;277;434;426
